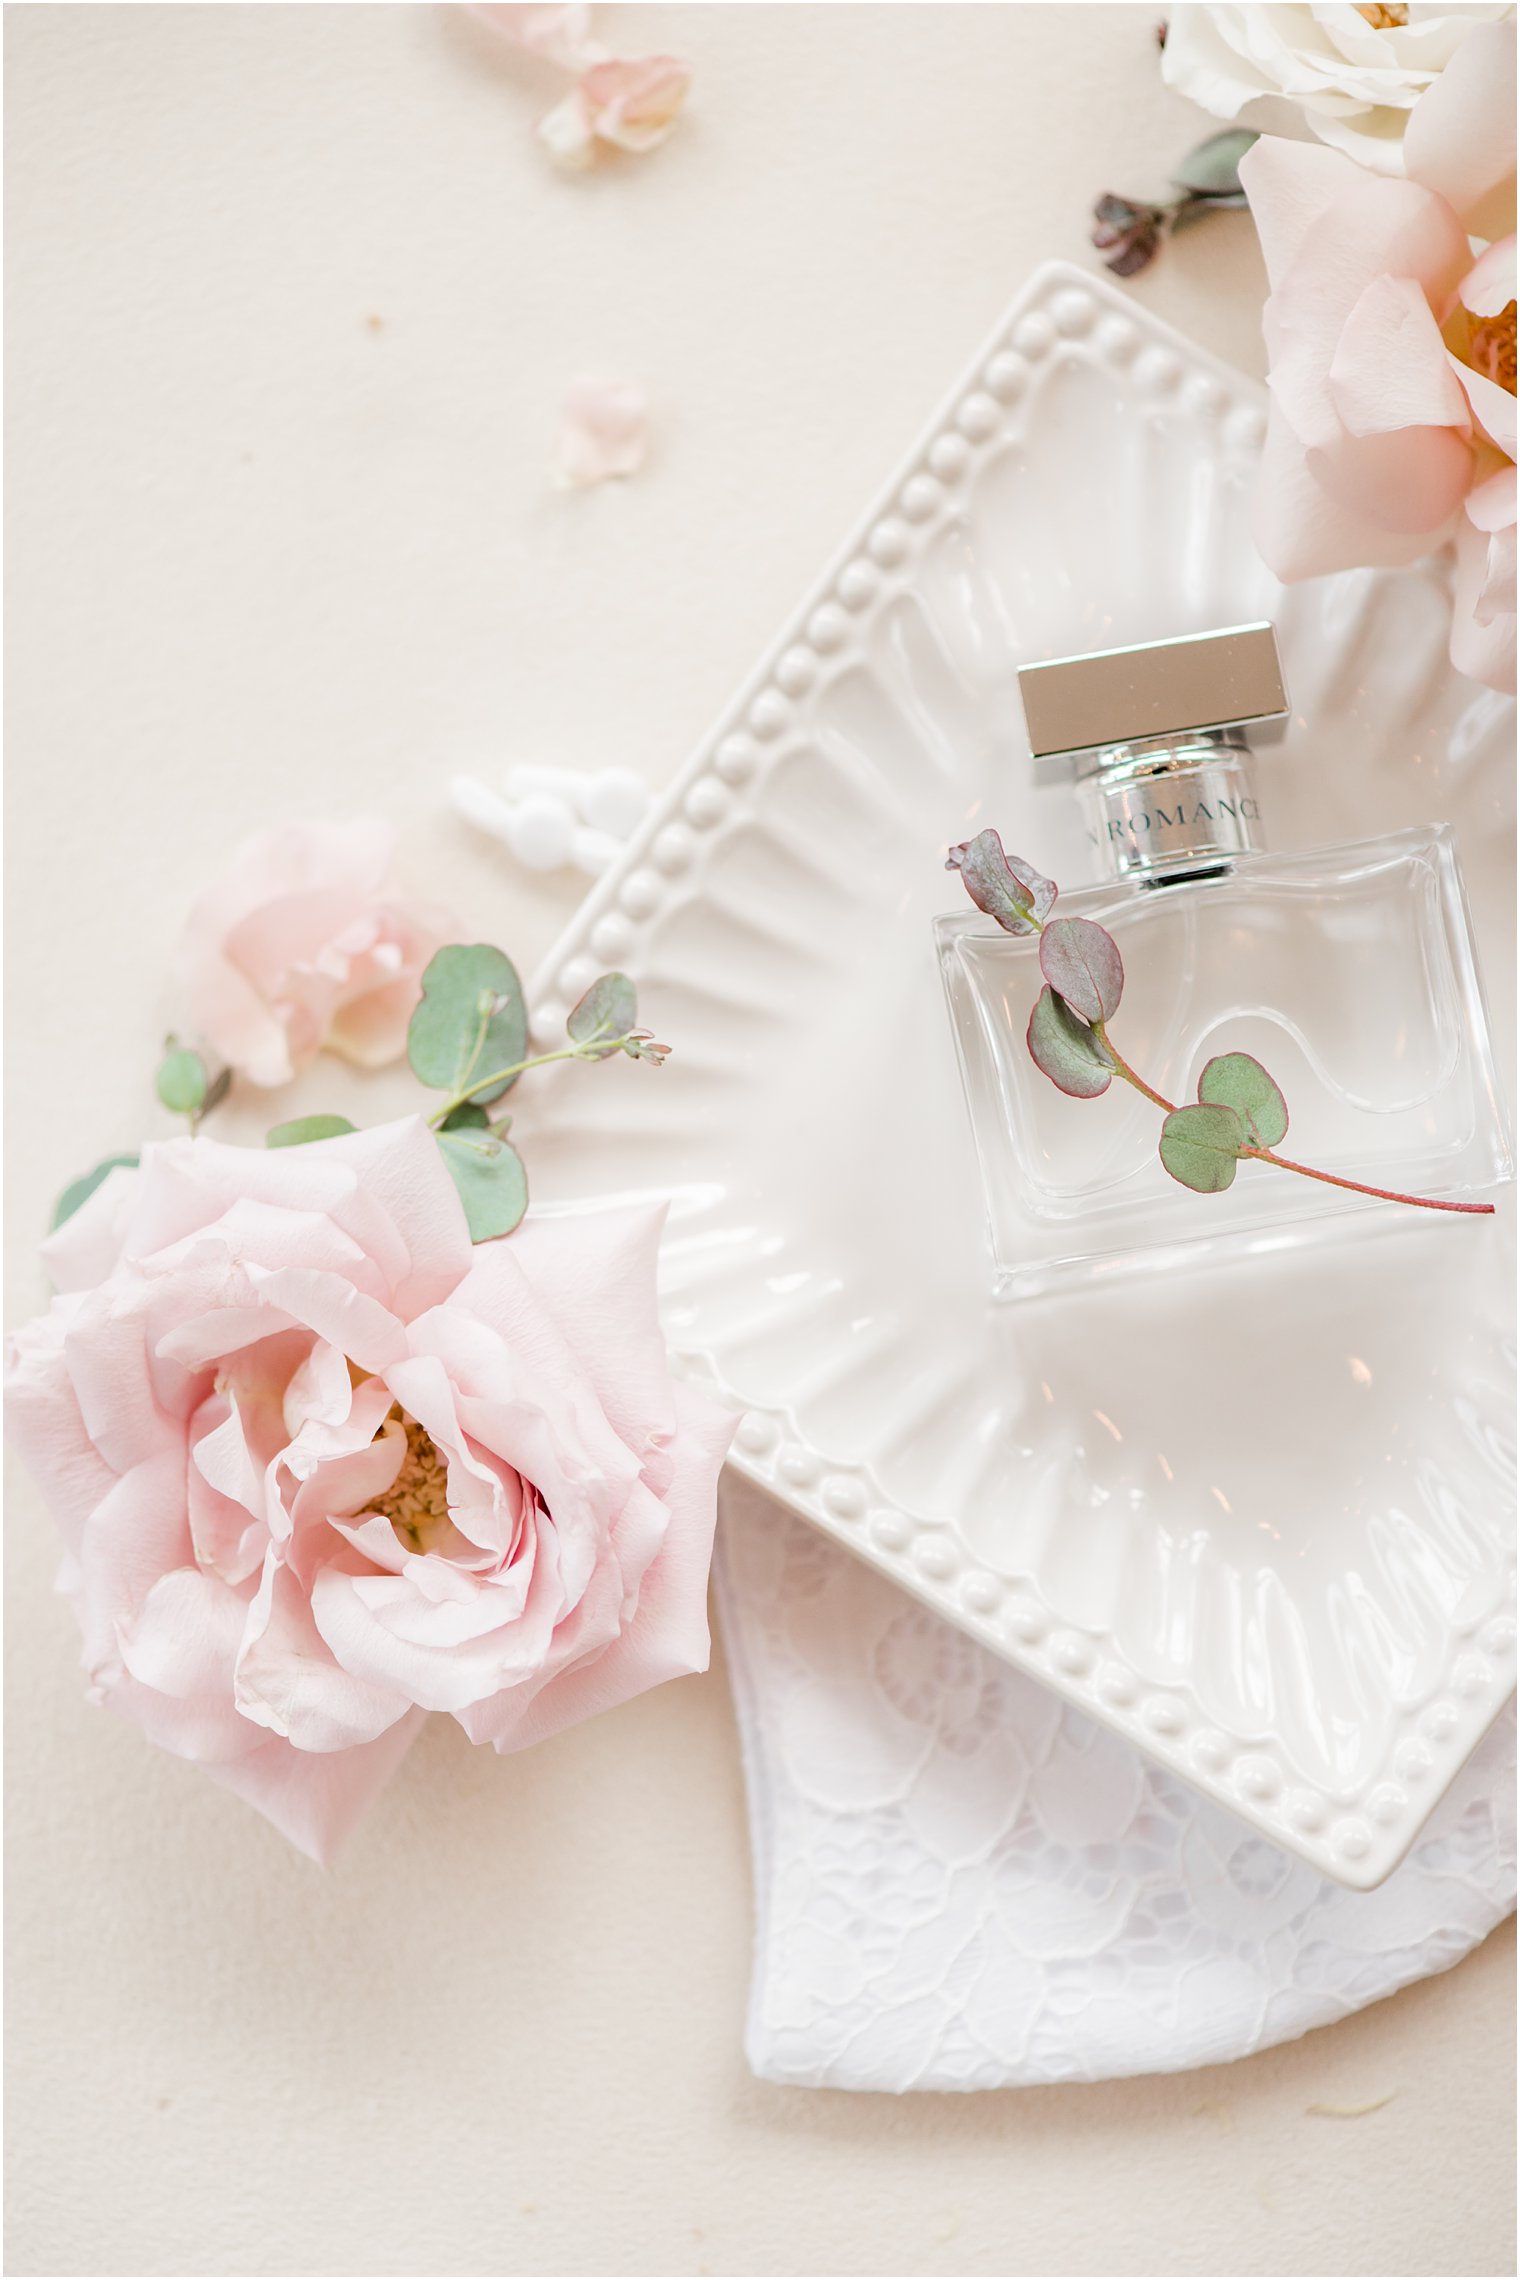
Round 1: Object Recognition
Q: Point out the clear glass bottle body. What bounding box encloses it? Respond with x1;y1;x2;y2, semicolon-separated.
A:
935;825;1513;1301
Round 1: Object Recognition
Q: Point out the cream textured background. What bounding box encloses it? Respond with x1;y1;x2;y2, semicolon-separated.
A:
5;7;1515;2275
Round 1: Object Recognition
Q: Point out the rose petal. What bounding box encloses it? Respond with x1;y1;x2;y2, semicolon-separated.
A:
1253;399;1447;579
556;376;649;486
1330;273;1471;437
1451;515;1518;692
1403;14;1518;237
466;3;595;68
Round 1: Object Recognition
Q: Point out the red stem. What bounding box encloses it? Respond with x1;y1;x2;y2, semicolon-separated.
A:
1096;1028;1495;1217
1240;1147;1496;1216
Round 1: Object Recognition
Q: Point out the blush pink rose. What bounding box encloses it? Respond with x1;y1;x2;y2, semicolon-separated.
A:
5;1119;735;1862
174;820;457;1088
1239;15;1517;693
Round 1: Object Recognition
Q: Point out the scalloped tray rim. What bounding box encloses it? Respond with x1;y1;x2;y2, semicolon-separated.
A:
525;258;1518;1892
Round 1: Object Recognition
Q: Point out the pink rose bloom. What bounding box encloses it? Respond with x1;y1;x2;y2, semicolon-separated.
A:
5;1119;734;1862
537;53;692;170
1239;15;1517;692
175;820;456;1088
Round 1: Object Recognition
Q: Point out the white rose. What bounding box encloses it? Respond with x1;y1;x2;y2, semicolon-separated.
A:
1161;3;1514;174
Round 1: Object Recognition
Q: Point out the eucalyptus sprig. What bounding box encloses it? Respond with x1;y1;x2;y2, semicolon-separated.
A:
53;946;669;1245
1091;128;1257;278
947;828;1495;1219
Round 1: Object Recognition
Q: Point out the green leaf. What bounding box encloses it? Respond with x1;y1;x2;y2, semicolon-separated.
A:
156;1046;207;1117
1026;986;1113;1099
1038;916;1124;1024
567;973;637;1059
945;829;1056;937
1158;1102;1245;1193
51;1154;138;1231
1197;1052;1288;1149
1170;128;1257;201
438;1128;528;1241
439;1101;492;1131
407;944;527;1106
266;1114;357;1148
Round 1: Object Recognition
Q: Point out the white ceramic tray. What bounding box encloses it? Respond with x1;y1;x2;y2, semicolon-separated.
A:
522;261;1517;1890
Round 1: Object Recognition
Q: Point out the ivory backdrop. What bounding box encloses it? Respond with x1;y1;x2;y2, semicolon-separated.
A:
5;7;1514;2275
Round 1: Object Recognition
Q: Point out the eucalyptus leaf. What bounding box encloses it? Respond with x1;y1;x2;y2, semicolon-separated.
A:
1198;1052;1288;1149
1026;986;1113;1099
437;1128;528;1241
1170;129;1257;201
439;1101;492;1131
567;973;637;1059
407;944;527;1106
945;829;1056;937
1038;916;1124;1024
1158;1102;1245;1193
51;1154;138;1231
156;1046;207;1117
267;1114;357;1148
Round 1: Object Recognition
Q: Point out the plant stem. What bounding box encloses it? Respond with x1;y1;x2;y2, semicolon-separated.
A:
1240;1147;1496;1214
427;1036;633;1128
1092;1025;1176;1117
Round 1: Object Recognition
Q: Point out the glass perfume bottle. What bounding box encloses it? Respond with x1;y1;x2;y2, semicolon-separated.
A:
934;623;1514;1301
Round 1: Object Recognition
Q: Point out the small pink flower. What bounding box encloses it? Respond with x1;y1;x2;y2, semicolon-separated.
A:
174;820;457;1089
1239;18;1517;693
557;375;649;485
537;53;692;170
5;1119;735;1861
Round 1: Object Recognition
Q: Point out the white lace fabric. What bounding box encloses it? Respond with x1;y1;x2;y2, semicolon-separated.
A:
714;1475;1517;2094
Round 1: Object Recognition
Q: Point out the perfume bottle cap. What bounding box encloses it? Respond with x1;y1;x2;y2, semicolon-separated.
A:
1019;624;1287;886
1018;622;1288;766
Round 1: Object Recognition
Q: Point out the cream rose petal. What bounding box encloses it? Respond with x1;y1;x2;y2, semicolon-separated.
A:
1402;13;1518;237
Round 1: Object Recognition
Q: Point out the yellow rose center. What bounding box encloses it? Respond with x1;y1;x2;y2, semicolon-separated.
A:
370;1412;453;1554
1355;4;1408;26
1468;301;1517;397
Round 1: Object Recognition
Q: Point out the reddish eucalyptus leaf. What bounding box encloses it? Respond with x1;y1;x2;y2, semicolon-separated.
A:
1038;916;1124;1024
945;828;1056;936
1158;1102;1245;1192
1027;985;1113;1099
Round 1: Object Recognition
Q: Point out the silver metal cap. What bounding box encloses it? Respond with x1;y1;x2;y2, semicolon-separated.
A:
1018;623;1288;764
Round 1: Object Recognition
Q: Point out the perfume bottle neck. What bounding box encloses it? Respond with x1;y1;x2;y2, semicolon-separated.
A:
1075;730;1264;886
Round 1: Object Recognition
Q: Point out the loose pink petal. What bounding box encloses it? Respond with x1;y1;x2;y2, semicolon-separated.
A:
576;53;690;154
537;49;690;169
556;376;649;486
466;3;595;69
1403;14;1518;239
